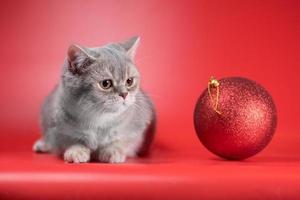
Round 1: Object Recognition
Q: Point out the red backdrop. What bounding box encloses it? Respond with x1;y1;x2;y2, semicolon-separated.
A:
0;1;299;198
1;0;299;153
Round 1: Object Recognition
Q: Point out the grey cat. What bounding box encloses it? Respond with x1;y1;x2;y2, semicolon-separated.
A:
33;37;156;163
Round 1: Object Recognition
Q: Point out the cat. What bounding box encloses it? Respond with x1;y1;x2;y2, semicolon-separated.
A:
33;36;156;163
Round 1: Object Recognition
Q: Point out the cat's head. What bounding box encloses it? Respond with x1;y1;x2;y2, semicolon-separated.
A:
62;36;141;114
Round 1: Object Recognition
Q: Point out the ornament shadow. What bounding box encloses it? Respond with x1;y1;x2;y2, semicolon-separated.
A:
208;155;300;163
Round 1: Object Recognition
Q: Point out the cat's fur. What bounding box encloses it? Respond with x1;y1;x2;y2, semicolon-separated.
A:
33;37;156;163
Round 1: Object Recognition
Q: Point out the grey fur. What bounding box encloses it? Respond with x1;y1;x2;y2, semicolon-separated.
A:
33;37;156;163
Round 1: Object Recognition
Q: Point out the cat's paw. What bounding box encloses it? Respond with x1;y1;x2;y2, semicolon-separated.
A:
33;138;51;153
98;147;126;163
64;145;91;163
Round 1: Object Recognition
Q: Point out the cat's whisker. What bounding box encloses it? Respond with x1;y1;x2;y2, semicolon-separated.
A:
144;94;162;99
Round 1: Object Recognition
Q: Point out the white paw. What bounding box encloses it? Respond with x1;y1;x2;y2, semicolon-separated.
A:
64;145;91;163
33;139;51;153
98;148;126;163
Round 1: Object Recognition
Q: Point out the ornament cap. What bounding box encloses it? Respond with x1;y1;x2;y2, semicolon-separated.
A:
208;76;222;114
209;76;220;87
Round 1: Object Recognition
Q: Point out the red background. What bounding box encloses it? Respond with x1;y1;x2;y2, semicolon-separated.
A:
0;0;299;199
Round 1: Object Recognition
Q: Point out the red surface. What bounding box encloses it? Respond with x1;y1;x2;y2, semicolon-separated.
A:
0;0;299;199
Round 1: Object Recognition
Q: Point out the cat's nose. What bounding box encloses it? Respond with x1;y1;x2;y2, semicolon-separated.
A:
119;92;128;100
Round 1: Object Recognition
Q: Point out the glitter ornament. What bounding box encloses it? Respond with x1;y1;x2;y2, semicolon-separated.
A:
194;77;277;160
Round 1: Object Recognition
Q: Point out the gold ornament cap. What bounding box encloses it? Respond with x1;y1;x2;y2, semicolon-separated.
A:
208;76;221;114
209;76;220;87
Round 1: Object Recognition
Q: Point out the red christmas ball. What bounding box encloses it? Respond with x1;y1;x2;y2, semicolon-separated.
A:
194;77;277;160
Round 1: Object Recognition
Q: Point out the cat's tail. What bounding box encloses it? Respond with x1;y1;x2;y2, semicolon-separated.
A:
32;138;52;153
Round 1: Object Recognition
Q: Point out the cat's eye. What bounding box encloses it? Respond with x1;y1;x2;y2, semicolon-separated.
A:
98;79;113;90
126;78;134;87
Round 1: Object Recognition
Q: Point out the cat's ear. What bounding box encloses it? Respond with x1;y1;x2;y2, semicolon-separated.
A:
67;44;95;75
119;36;140;60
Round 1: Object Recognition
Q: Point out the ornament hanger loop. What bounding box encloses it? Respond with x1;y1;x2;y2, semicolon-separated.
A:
208;76;222;114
